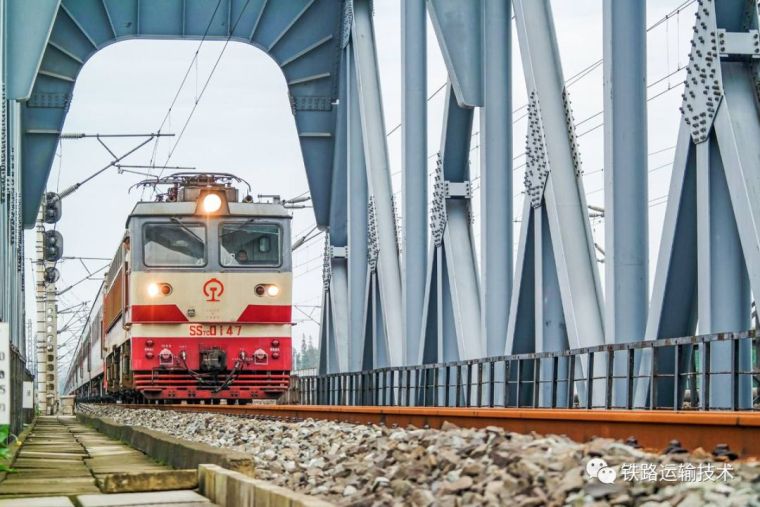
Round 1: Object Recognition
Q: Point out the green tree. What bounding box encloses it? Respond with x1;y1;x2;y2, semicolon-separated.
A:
298;335;319;370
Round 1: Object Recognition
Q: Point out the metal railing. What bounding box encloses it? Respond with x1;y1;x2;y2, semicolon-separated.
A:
298;331;760;411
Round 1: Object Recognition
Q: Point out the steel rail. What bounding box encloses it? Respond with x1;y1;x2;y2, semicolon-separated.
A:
115;404;760;458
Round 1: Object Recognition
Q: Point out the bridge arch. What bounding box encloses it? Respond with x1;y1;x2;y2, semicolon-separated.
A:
12;0;347;227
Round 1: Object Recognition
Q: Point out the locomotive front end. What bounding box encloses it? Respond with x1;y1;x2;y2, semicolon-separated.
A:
103;174;294;403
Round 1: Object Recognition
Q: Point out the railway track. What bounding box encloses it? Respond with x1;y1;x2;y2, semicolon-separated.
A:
115;404;760;458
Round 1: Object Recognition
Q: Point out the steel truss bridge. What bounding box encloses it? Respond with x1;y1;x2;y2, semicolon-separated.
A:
1;0;760;431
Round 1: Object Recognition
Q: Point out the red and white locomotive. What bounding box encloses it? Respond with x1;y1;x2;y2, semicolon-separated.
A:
65;173;293;403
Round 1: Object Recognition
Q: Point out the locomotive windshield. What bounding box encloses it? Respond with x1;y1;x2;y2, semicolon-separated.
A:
143;222;206;266
220;223;281;267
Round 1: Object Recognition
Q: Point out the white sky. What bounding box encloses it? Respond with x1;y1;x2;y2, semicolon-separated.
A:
25;0;697;365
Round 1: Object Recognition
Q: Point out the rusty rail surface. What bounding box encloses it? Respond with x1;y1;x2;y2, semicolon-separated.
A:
115;404;760;458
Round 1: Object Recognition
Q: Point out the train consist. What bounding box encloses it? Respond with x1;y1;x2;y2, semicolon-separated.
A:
64;173;293;403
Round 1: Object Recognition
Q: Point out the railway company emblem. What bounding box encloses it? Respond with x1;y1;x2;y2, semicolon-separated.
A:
203;278;224;302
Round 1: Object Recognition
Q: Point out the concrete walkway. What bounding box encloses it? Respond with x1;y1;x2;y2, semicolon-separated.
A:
0;416;214;506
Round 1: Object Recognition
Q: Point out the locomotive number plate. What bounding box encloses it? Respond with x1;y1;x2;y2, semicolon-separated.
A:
188;324;243;336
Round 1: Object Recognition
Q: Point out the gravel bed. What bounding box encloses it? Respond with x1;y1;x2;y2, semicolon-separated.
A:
81;405;760;506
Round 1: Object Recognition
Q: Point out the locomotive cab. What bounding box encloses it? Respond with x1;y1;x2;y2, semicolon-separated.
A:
96;174;294;403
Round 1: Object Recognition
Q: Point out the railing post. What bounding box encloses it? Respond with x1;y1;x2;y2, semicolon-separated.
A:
649;346;657;410
489;361;496;408
434;367;440;406
456;365;462;407
477;363;483;408
551;356;558;408
626;349;635;409
504;360;510;407
389;370;395;406
673;344;680;411
567;355;575;408
606;351;614;409
732;338;739;411
515;360;522;409
406;369;412;406
445;366;451;407
466;364;473;407
586;352;594;409
374;371;380;406
532;358;540;408
422;368;428;407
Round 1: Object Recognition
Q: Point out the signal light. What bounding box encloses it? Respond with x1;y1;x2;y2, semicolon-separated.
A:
43;267;60;284
44;192;62;224
43;230;64;262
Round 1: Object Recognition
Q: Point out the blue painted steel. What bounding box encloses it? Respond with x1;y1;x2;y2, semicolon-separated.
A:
345;42;369;372
603;0;647;405
697;134;751;409
427;0;482;107
352;0;404;366
12;0;345;227
329;48;348;247
535;206;567;407
439;87;473;182
6;0;60;100
634;124;697;408
401;0;426;366
320;46;349;375
418;85;482;364
480;0;511;357
636;2;760;408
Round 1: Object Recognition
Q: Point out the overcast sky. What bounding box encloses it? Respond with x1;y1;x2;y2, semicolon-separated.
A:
25;0;697;365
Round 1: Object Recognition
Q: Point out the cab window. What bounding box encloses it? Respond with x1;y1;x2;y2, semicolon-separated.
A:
220;223;281;267
143;222;206;267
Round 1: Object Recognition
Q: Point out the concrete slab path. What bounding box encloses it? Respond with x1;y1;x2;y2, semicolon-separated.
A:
0;416;215;506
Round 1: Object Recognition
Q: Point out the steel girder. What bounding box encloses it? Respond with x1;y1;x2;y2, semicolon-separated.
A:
9;0;346;227
1;0;28;353
603;0;648;405
635;0;758;409
401;0;427;366
318;236;348;374
508;0;605;352
344;41;368;372
426;0;512;358
351;0;403;367
321;3;402;371
318;43;349;375
479;0;512;358
418;85;482;366
426;0;482;108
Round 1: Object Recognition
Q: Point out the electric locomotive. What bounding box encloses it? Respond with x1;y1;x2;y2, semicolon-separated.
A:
65;173;293;403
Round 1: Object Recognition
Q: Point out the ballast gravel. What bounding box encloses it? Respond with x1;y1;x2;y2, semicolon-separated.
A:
80;405;760;506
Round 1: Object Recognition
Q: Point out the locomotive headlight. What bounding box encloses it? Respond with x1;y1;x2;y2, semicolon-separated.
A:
148;282;172;297
202;193;222;213
255;284;280;297
147;283;160;297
